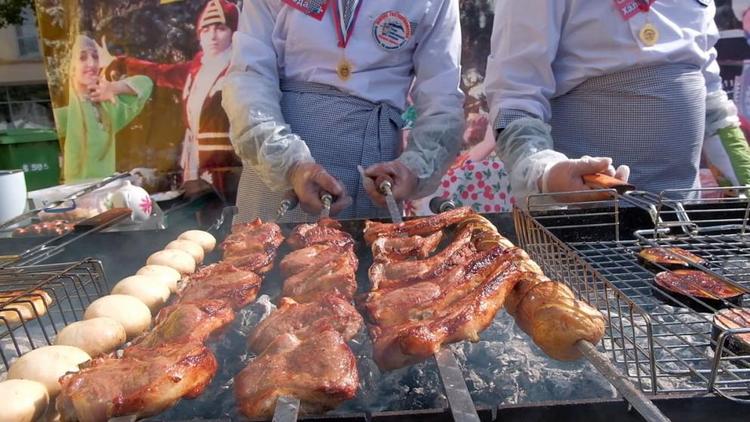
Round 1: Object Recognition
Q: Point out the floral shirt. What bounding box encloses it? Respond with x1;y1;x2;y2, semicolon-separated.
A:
406;154;514;216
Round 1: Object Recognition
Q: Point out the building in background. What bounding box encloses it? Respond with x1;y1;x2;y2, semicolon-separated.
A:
0;8;53;130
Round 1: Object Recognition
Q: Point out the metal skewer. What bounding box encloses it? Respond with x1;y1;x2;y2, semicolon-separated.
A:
379;180;403;223
576;340;670;422
375;182;480;422
435;348;482;422
272;396;301;422
268;191;305;422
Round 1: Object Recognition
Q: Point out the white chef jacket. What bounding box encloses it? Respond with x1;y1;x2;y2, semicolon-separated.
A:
485;0;721;126
222;0;464;193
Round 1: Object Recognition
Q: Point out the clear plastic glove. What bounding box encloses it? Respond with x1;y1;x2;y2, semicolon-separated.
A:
363;161;418;207
287;162;352;216
541;155;630;203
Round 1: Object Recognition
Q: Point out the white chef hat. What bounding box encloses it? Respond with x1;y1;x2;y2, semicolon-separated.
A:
734;0;750;22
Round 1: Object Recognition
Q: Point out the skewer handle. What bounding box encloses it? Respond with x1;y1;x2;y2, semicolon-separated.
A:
320;193;333;219
321;193;333;209
429;197;456;214
277;190;299;221
379;180;394;196
582;172;635;194
576;340;670;422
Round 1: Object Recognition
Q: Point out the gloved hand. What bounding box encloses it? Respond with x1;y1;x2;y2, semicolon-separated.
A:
287;162;352;215
541;155;630;203
363;160;418;207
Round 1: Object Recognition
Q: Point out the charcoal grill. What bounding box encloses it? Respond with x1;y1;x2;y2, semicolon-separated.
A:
3;195;748;421
514;187;750;403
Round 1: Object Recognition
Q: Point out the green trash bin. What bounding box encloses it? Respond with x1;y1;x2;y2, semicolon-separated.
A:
0;128;61;191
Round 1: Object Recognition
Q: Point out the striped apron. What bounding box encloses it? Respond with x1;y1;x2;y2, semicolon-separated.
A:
235;81;404;223
550;63;704;199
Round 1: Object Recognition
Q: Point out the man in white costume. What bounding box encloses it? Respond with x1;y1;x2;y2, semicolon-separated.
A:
222;0;465;221
486;0;750;203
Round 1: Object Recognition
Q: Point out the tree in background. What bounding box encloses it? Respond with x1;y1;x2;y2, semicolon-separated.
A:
0;0;34;28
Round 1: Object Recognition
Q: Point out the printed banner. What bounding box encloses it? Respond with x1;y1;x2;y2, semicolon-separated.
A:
35;0;243;201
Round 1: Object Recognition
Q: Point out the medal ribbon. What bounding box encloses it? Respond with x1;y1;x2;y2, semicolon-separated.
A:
635;0;654;12
615;0;655;20
332;0;363;48
281;0;330;21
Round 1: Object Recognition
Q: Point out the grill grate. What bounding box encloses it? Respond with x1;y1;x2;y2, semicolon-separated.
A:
0;259;109;373
514;188;750;402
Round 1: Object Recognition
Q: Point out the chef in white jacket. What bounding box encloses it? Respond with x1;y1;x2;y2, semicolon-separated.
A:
222;0;464;222
485;0;750;203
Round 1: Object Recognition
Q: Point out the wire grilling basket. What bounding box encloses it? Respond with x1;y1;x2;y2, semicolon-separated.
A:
514;187;750;402
0;259;109;373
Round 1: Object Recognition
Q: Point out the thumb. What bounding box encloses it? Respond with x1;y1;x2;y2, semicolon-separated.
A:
570;156;612;176
312;169;344;197
615;164;631;183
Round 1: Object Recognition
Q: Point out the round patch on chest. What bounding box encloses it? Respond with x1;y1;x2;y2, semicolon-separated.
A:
372;11;412;51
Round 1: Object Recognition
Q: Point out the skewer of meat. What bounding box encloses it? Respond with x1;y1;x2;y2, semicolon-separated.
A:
235;330;358;419
363;212;528;370
248;295;363;354
222;218;284;274
58;341;217;422
281;218;358;302
235;216;363;419
363;206;475;244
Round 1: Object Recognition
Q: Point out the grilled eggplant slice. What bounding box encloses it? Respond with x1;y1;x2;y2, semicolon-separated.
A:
653;270;743;312
638;247;705;271
712;308;750;361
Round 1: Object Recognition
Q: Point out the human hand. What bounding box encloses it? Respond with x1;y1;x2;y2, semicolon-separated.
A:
540;155;629;202
95;36;116;69
363;160;418;207
287;162;352;215
87;78;116;103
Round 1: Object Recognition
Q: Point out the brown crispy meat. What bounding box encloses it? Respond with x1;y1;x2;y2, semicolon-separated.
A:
248;295;363;354
371;266;526;370
364;247;521;326
222;219;284;274
363;206;475;244
370;231;444;262
128;300;235;352
287;218;354;250
235;330;358;419
281;254;357;303
368;228;475;290
179;262;262;310
57;342;217;422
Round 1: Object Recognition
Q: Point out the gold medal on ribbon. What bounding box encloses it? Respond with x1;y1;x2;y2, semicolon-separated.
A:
639;23;659;47
337;57;353;81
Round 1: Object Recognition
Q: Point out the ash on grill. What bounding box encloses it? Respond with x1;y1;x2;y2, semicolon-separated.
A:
154;212;616;420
